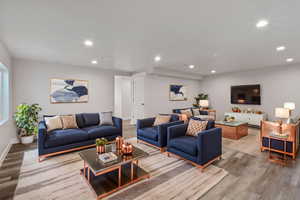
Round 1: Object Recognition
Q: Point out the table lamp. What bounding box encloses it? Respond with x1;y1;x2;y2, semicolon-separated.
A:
199;100;209;109
275;107;290;124
283;102;295;124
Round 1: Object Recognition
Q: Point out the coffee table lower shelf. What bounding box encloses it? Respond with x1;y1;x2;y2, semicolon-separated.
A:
80;163;150;199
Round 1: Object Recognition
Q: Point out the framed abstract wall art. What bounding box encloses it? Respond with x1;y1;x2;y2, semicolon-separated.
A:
169;84;187;101
50;78;89;103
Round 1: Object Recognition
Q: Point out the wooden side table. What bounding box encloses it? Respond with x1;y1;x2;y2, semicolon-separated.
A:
268;135;289;166
260;121;300;161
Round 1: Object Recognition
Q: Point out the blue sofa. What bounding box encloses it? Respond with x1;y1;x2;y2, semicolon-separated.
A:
173;107;209;116
167;120;222;170
137;114;184;151
38;113;122;161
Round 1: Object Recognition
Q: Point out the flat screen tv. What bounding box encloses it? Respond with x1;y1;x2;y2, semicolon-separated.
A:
231;84;261;105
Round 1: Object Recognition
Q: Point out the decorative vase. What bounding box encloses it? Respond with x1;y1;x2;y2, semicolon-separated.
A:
122;143;133;155
20;135;34;144
116;136;124;150
96;145;105;154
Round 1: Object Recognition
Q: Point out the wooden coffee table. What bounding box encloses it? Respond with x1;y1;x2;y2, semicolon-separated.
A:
215;121;248;140
79;146;150;199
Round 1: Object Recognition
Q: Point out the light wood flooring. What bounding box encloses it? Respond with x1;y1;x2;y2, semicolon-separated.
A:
0;122;299;200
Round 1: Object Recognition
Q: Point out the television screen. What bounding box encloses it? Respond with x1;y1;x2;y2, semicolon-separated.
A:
231;84;261;105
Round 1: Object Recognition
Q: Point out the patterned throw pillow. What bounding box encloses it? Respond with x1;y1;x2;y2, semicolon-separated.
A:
180;109;193;118
186;119;208;136
192;108;200;116
61;115;78;129
153;115;171;126
44;116;63;132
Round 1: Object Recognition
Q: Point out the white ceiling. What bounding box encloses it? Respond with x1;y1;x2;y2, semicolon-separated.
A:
0;0;299;75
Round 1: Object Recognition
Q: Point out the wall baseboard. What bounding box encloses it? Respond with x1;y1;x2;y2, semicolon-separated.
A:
0;138;19;167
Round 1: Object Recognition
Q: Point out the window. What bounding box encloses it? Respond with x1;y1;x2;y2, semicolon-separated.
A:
0;62;9;124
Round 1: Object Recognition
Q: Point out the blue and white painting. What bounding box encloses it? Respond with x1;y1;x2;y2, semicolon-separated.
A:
169;85;187;101
50;79;88;103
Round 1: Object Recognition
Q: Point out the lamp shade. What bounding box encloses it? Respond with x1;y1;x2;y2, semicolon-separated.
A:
275;107;290;118
284;102;295;110
199;100;209;107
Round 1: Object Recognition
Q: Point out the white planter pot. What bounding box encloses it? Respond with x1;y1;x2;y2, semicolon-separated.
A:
21;135;34;144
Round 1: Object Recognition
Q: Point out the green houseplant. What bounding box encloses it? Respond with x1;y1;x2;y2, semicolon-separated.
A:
193;93;208;107
14;103;42;144
95;138;108;154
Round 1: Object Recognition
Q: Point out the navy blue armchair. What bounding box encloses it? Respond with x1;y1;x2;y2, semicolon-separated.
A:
137;115;184;151
167;121;222;170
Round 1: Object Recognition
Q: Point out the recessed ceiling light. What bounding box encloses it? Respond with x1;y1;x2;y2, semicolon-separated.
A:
91;60;98;64
154;56;161;62
276;46;286;51
286;58;294;63
189;65;195;69
211;70;216;74
256;20;269;28
84;40;93;47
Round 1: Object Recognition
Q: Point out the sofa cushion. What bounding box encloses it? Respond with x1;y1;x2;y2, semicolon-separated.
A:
200;110;209;115
44;116;63;132
158;114;179;122
191;117;215;130
83;125;120;140
45;129;88;148
192;108;200;116
169;136;198;156
82;113;100;127
61;115;78;129
137;127;158;141
75;114;85;128
99;111;113;126
180;109;193;118
153;115;171;126
186;119;208;136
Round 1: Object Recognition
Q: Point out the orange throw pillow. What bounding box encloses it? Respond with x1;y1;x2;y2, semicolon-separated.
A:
153;115;171;126
180;109;193;118
61;115;78;129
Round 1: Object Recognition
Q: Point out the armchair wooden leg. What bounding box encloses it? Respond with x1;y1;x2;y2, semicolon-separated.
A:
167;152;170;157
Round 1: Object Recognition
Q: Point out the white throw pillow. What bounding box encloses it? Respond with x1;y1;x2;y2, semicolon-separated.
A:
99;111;113;125
45;116;63;132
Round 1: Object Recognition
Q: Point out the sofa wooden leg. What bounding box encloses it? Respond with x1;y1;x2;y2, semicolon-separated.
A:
167;152;170;157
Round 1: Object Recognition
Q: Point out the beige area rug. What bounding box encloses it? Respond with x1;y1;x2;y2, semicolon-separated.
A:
14;138;228;200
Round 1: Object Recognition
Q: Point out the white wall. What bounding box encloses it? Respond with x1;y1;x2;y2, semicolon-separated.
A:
0;40;15;162
144;74;201;117
13;59;129;116
200;65;300;121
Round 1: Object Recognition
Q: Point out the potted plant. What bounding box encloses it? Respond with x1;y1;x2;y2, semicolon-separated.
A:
193;93;208;108
96;138;108;154
14;103;42;144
